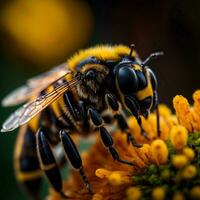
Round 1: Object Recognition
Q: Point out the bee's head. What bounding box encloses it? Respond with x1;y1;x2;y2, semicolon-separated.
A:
114;48;163;119
115;50;163;96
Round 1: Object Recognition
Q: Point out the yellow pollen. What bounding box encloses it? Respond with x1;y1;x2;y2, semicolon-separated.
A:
152;187;166;200
172;192;185;200
108;173;122;186
95;168;111;179
170;125;188;150
92;193;103;200
126;187;142;200
190;186;200;199
172;155;188;169
181;165;197;179
182;147;195;160
108;172;130;186
150;139;168;165
95;168;130;186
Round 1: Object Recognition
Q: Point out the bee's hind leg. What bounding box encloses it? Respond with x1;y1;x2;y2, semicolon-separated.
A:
36;128;68;199
115;114;142;148
60;130;92;194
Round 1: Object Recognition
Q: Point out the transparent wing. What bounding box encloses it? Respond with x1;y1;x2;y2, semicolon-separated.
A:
2;63;71;107
27;63;68;87
1;76;82;132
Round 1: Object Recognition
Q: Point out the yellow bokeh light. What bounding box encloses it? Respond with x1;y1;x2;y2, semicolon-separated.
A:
1;0;93;65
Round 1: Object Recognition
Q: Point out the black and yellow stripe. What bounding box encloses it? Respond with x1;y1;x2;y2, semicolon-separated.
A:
14;123;42;199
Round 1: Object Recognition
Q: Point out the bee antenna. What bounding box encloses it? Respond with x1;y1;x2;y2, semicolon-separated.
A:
129;44;135;57
142;51;164;67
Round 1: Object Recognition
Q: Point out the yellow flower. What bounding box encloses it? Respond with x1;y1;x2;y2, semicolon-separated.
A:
152;187;166;200
170;125;188;150
47;90;200;200
172;155;188;169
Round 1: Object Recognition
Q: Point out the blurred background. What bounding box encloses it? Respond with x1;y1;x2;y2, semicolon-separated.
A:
0;0;200;199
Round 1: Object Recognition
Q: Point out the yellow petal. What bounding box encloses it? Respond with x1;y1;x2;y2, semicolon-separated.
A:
173;95;193;132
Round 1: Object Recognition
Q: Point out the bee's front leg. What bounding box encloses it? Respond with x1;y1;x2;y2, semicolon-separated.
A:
105;93;142;147
88;107;134;166
36;128;68;198
125;96;150;140
115;114;142;148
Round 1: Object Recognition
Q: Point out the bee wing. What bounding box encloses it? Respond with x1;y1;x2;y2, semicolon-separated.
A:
1;77;81;132
27;63;68;87
2;63;71;107
1;85;35;107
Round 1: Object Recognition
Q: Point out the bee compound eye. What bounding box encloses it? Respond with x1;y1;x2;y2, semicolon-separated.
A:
117;66;138;95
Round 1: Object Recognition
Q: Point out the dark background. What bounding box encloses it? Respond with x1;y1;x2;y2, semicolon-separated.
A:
0;0;200;199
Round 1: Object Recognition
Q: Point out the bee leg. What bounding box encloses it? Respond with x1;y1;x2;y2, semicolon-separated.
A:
100;126;134;166
115;114;142;148
105;93;119;112
153;91;161;137
14;126;42;200
60;130;92;194
89;108;134;166
105;93;142;147
36;128;68;199
125;96;150;140
137;117;150;140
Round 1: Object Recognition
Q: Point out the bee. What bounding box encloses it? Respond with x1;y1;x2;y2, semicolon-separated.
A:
1;44;163;199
